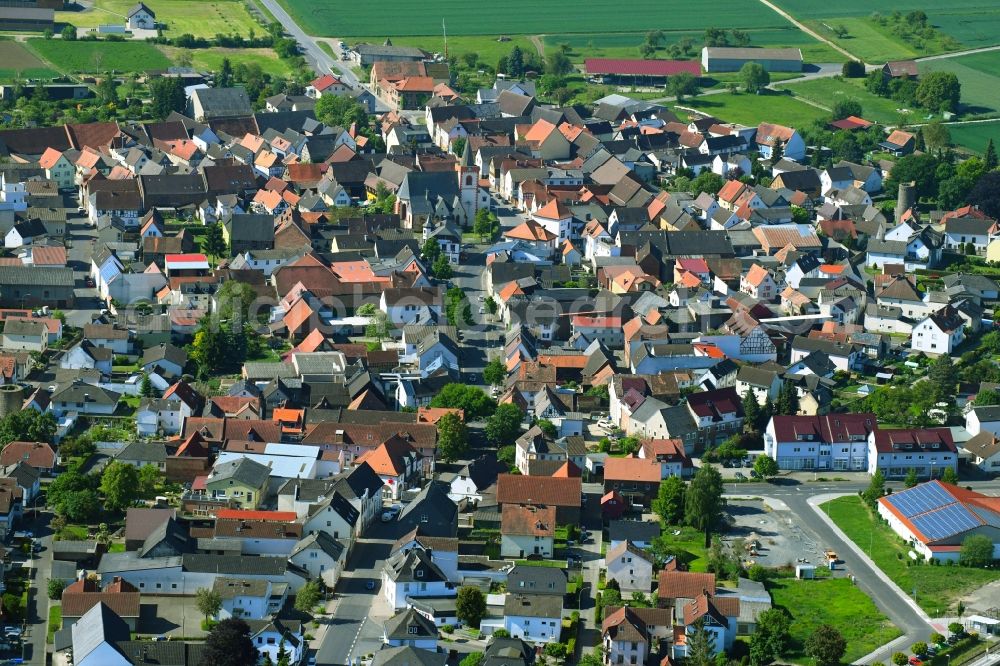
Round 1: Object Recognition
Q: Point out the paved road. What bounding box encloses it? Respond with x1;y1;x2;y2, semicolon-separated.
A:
23;511;53;665
254;0;359;87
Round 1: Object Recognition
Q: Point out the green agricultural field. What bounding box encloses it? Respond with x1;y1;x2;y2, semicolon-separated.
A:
544;28;844;64
57;0;260;38
27;39;172;73
948;120;1000;154
0;40;60;81
280;0;786;37
768;574;902;665
676;90;827;128
803;17;924;63
158;46;294;77
920;52;1000;116
823;496;1000;614
772;0;1000;54
778;76;910;124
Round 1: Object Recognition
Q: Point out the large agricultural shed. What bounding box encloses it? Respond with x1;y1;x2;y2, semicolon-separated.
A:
701;46;803;72
584;58;701;85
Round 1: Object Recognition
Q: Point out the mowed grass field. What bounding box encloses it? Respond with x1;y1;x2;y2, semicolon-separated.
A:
158;46;295;77
284;0;786;37
676;90;827;128
56;0;259;38
0;40;60;81
27;39;172;73
948;120;1000;154
768;575;902;665
919;52;1000;116
778;76;912;124
823;496;1000;615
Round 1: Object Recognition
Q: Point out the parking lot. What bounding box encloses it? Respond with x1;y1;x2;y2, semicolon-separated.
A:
725;499;839;571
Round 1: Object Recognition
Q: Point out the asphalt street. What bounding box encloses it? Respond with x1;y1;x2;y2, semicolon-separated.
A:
254;0;359;87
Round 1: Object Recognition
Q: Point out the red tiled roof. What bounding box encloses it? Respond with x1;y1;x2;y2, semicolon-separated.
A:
604;456;661;482
585;58;701;77
658;571;716;600
215;509;297;522
496;474;582;507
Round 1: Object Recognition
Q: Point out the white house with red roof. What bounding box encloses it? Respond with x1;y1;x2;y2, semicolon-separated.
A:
764;413;877;471
867;428;958;479
740;264;776;301
877;481;999;562
532;198;573;244
307;74;349;98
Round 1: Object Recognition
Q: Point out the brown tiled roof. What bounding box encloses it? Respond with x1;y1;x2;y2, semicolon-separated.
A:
213;518;302;540
501;504;555;537
657;571;716;600
496;474;581;507
603;457;661;483
65;122;121;150
0;441;55;469
304;421;437;451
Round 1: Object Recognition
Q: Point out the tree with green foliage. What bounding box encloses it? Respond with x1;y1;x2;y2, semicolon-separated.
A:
195;587;222;623
546;51;573;77
805;624;847;666
687;619;716;666
912;642;928;657
484;296;497;315
863;469;886;508
915;71;961;114
203;223;228;263
691;170;725;196
842;60;865;77
928;354;958;404
831;98;862;120
216;279;261;326
893;652;909;666
456;586;486;628
459;653;484;666
483;358;507;387
48;578;65;601
739;62;770;94
749;608;791;666
497;444;516;469
685;464;725;548
473;208;494;242
940;466;959;485
430;383;496;419
704;27;729;47
138;464;161;498
753;454;779;479
315;94;367;131
96;75;118;106
61;25;76;40
149;76;186;120
99;461;141;512
294;580;323;613
985;139;998;171
668;72;699;101
923;122;951;152
140;373;155;398
432;254;453;280
904;467;919;488
486;404;523;446
0;409;56;447
960;534;994;567
200;618;258;666
535;419;558;440
437;412;469;463
653;475;686;525
742;389;763;432
885;153;941;201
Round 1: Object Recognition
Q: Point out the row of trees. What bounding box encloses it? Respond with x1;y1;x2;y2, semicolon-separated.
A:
48;461;161;523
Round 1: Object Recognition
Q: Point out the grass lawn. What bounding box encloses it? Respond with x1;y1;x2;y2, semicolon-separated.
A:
822;496;1000;614
675;90;828;128
27;39;171;73
279;0;786;37
56;0;260;38
919;53;1000;116
768;573;902;664
158;46;294;77
56;524;90;541
515;559;568;568
0;40;60;81
47;605;61;644
801;17;923;63
948;120;1000;155
655;525;708;572
777;76;910;124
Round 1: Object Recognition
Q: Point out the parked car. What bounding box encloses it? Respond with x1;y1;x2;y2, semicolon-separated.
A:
735;472;747;480
381;507;400;522
3;626;22;639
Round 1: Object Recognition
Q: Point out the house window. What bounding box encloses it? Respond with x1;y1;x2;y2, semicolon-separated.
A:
416;569;424;578
408;626;418;635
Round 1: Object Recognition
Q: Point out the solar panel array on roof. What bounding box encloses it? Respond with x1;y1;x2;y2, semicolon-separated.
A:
885;482;953;518
910;503;981;541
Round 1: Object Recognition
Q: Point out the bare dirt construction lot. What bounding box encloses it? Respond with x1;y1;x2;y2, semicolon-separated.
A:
725;499;833;570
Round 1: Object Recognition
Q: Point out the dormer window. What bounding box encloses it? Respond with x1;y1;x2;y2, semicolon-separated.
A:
416;569;424;578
